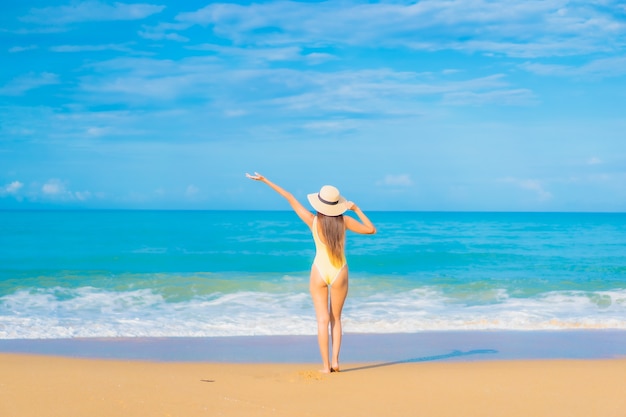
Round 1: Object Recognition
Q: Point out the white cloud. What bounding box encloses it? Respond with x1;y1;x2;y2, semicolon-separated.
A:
74;191;92;201
263;71;520;116
0;72;59;96
187;44;304;63
9;45;38;53
302;119;358;134
50;43;134;53
522;56;626;79
185;185;199;198
172;1;626;58
138;22;190;42
268;71;529;115
305;52;337;65
1;181;24;195
501;177;553;201
79;57;210;102
42;179;65;195
376;174;413;187
139;30;189;42
223;109;247;117
71;54;532;128
588;157;603;165
40;179;94;202
21;1;165;25
442;88;537;106
86;126;108;136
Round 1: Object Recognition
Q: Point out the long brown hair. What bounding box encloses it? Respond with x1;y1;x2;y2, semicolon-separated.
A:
317;212;345;267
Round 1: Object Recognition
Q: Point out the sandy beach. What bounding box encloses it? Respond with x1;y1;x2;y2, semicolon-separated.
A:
1;353;625;417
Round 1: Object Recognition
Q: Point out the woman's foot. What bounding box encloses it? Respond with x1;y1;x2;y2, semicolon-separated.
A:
331;366;340;373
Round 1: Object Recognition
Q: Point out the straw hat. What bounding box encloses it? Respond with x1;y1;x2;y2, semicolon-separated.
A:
307;185;347;216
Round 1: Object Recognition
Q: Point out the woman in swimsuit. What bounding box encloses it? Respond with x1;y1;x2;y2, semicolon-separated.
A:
247;172;376;373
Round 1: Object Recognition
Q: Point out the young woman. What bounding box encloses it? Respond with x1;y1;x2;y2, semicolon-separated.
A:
247;172;376;373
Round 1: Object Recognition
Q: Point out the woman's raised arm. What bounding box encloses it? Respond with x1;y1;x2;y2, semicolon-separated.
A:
246;172;314;226
344;201;376;235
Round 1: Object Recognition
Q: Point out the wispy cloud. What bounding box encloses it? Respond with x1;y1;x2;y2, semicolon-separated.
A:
40;179;94;202
500;177;553;201
442;88;537;106
376;174;413;187
21;1;166;25
265;72;532;114
185;184;199;198
8;45;39;53
1;181;24;196
0;52;537;151
42;179;65;195
522;56;626;79
79;63;207;102
50;43;135;53
0;72;59;96
137;21;190;42
186;44;319;64
170;1;626;58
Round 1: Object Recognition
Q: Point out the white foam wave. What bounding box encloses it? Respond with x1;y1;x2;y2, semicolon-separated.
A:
1;287;625;339
344;288;626;333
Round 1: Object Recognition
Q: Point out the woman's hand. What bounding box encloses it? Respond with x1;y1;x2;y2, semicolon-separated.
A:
246;172;265;182
344;201;376;234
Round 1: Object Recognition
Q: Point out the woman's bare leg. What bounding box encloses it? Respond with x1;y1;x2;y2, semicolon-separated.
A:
309;267;331;373
329;268;348;371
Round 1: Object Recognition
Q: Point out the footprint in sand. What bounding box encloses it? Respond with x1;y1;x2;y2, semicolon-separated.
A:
297;370;326;381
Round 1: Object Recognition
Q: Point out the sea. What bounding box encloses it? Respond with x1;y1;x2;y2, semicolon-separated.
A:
1;210;625;339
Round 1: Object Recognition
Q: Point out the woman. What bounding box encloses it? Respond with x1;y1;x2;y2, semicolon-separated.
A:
247;172;376;373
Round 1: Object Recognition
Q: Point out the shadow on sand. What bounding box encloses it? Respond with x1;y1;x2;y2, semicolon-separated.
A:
342;349;498;372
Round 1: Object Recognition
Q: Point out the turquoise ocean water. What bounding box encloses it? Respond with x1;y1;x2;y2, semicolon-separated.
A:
1;210;625;339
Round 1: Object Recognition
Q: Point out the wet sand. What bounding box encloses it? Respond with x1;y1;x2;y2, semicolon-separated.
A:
2;330;626;362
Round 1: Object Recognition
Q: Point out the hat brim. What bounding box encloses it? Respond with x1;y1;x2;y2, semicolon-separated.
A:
307;192;348;216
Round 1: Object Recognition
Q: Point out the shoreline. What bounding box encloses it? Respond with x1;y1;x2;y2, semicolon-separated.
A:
1;329;625;363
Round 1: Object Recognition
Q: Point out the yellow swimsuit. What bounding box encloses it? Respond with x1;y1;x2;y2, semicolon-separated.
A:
312;216;346;286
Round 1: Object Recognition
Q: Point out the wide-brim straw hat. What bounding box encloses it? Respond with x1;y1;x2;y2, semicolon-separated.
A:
307;185;347;216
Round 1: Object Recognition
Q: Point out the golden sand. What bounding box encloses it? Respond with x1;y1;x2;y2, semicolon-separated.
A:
1;354;625;417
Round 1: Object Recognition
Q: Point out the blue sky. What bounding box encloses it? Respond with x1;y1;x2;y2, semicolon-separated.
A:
1;1;625;211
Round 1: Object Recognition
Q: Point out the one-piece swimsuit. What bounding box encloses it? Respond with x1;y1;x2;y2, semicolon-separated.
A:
311;216;346;286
